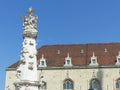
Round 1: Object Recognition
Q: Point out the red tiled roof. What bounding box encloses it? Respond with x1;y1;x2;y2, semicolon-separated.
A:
8;42;120;68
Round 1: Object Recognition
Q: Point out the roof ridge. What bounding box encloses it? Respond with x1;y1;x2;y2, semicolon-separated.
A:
38;42;120;48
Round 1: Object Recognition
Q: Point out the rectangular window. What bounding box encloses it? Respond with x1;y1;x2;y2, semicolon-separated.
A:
41;61;45;66
92;59;96;64
67;60;70;64
118;58;120;63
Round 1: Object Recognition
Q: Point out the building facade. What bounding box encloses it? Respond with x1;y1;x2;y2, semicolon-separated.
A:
5;9;120;90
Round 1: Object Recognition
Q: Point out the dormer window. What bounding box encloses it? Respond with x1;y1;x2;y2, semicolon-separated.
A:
64;53;73;67
80;49;84;54
67;60;70;64
89;52;98;66
39;54;47;67
57;50;60;54
41;61;45;66
116;51;120;65
104;48;108;53
118;58;120;63
92;59;96;64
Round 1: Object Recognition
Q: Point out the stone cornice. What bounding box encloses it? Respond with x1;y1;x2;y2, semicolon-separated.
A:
39;65;120;70
6;68;16;71
14;80;40;86
6;65;120;71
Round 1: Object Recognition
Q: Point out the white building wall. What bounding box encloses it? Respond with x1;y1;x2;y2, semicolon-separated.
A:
5;70;16;90
5;67;120;90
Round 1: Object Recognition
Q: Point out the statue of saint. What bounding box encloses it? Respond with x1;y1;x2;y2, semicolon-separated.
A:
23;7;38;31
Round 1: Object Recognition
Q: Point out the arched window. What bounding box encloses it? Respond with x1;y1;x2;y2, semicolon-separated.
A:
63;79;73;90
39;81;47;90
116;79;120;88
90;79;100;90
42;82;47;90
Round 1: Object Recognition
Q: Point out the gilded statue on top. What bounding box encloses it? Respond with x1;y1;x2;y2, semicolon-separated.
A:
23;7;38;31
28;7;33;15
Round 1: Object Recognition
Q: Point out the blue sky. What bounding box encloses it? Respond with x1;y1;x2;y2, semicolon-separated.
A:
1;0;120;89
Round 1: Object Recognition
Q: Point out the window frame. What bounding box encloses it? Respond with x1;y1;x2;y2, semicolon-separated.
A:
89;79;100;90
63;79;74;90
66;60;70;65
118;58;120;63
116;78;120;89
39;81;47;90
41;61;45;66
92;59;96;64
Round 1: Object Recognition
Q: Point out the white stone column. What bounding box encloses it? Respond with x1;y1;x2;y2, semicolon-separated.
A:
14;8;40;90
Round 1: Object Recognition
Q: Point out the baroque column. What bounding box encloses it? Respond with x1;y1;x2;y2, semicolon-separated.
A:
14;8;40;90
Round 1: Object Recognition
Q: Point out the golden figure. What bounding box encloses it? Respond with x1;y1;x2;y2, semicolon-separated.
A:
28;7;33;15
